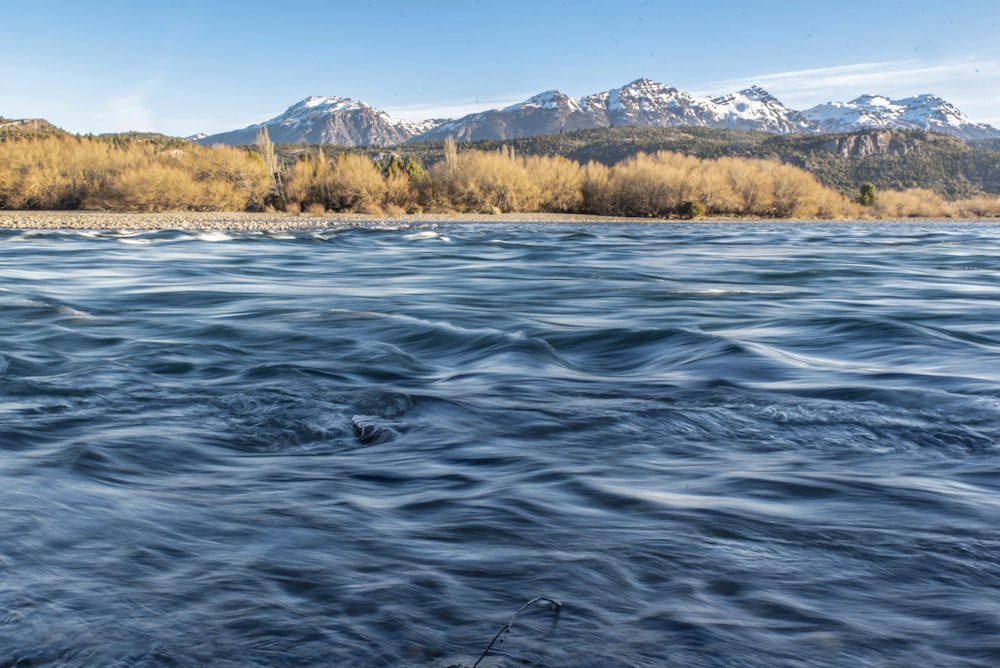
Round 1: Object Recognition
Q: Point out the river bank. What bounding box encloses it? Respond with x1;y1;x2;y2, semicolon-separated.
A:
0;211;653;230
2;210;996;230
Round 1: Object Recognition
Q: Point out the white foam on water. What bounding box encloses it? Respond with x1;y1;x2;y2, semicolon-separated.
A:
195;231;233;242
57;306;96;320
14;298;48;308
404;230;450;241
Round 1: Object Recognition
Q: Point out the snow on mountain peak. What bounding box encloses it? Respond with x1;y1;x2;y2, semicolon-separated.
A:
735;86;778;102
623;78;671;92
415;79;996;143
198;94;446;147
197;79;1000;147
515;90;572;110
803;93;997;139
303;96;340;108
707;86;814;133
280;96;369;120
851;94;894;107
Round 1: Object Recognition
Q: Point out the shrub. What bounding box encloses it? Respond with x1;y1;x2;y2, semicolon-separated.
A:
425;145;541;213
719;157;774;215
0;135;269;211
858;182;877;206
955;195;1000;218
327;152;387;212
282;149;334;210
680;200;706;219
525;155;583;212
875;188;955;218
1;133;990;220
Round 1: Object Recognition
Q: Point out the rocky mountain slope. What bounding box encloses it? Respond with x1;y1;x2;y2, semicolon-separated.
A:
416;80;815;142
197;96;445;147
0;117;67;139
803;94;998;141
195;80;1000;147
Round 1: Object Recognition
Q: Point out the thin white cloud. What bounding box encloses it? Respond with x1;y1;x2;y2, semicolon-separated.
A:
386;95;531;122
96;82;159;133
388;61;1000;126
692;58;1000;125
697;58;997;99
96;95;154;132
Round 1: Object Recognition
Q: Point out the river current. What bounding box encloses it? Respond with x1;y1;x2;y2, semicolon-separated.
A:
1;221;999;666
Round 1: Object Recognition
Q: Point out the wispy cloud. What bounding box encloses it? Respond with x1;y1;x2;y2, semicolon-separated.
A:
386;95;531;122
95;80;161;133
97;94;154;132
690;58;1000;126
701;58;995;98
387;60;1000;125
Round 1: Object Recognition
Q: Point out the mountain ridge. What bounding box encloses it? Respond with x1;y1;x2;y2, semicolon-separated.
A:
196;78;1000;147
195;95;446;147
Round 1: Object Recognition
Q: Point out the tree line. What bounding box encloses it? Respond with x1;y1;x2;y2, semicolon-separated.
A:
0;133;270;211
1;131;997;218
396;126;1000;200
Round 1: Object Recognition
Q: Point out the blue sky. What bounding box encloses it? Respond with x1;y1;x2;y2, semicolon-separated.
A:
3;0;998;136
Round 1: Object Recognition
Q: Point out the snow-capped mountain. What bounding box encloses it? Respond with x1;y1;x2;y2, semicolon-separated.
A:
416;79;822;142
708;86;816;134
418;80;805;141
197;96;445;147
416;90;607;142
197;81;1000;147
593;79;715;127
803;94;999;141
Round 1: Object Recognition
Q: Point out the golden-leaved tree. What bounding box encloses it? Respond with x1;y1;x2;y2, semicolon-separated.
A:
0;135;270;211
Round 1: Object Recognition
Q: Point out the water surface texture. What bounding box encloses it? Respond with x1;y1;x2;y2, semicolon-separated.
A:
2;222;999;666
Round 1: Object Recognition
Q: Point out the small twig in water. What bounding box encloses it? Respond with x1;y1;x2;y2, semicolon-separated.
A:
471;596;561;668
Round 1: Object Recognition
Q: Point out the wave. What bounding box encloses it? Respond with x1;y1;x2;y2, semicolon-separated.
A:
3;221;1000;665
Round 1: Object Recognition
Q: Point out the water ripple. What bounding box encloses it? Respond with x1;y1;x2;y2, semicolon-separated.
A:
2;222;1000;666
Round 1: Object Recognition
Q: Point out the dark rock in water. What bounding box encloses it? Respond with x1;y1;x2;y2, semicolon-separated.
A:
351;415;398;445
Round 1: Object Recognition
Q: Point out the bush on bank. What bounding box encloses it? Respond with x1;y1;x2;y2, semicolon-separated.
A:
1;134;999;219
0;135;271;212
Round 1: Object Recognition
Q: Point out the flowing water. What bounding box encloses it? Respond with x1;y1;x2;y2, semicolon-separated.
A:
1;221;999;667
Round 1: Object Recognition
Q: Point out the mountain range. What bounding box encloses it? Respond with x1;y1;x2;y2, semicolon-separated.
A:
195;78;1000;147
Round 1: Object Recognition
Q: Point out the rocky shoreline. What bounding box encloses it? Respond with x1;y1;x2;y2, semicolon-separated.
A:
0;211;662;231
1;210;993;230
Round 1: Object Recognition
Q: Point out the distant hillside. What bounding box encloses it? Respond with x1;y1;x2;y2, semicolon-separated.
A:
92;131;192;149
0;117;68;140
391;127;1000;198
969;138;1000;152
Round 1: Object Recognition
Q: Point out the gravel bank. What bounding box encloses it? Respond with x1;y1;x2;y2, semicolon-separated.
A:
4;211;986;230
0;211;655;230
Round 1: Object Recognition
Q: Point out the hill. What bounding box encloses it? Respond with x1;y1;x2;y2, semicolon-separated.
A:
389;127;1000;198
0;117;68;140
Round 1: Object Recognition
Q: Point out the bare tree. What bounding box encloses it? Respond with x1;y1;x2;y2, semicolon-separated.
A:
255;127;283;202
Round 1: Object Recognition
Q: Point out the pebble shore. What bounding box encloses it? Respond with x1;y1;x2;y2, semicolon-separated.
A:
3;211;987;230
0;211;650;231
